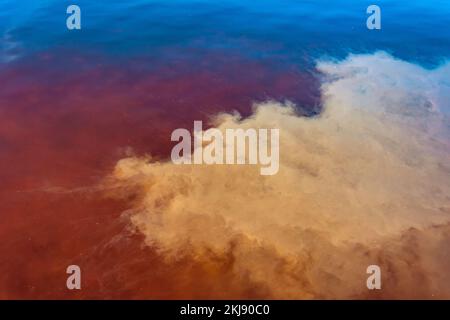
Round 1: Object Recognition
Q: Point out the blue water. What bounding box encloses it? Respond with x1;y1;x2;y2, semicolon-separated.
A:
1;0;449;68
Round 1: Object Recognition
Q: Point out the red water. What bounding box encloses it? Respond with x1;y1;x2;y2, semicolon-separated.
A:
0;52;320;299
